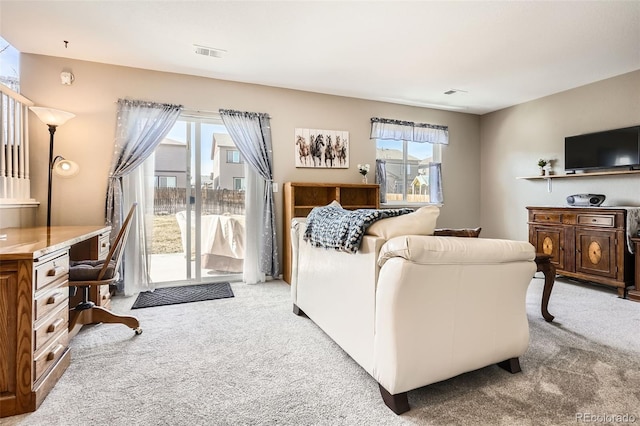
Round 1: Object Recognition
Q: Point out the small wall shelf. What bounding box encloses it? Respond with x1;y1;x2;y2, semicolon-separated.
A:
516;169;640;180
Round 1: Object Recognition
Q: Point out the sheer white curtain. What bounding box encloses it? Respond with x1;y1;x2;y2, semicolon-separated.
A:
121;155;155;295
106;99;182;294
243;166;266;284
219;109;278;284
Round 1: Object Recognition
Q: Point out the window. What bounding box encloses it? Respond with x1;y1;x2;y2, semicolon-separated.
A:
376;139;441;204
233;177;245;191
226;149;242;163
155;176;177;188
371;117;447;205
0;36;20;91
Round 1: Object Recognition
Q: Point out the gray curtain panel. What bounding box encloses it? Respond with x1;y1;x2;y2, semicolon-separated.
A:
106;99;182;236
219;109;279;278
375;159;387;204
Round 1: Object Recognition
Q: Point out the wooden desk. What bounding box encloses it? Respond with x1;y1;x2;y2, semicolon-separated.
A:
0;225;110;418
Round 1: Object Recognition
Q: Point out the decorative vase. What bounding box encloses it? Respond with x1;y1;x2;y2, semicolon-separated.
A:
540;169;546;176
362;175;368;184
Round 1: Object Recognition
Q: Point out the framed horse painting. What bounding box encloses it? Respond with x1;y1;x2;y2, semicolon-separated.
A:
294;128;349;168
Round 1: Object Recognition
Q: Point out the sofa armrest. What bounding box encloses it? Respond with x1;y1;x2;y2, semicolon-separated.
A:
378;235;535;267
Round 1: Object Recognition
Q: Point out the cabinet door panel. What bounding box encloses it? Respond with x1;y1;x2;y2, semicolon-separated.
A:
532;226;564;270
575;230;617;278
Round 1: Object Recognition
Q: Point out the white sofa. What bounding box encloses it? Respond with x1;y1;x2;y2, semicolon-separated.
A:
290;209;536;414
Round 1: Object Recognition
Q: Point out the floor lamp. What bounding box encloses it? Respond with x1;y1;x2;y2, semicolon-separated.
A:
29;106;77;227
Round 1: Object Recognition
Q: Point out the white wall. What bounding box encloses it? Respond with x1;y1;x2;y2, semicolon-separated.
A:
480;70;640;241
20;54;481;268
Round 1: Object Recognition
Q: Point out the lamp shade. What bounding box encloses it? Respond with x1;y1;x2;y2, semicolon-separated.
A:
53;158;80;178
29;106;75;126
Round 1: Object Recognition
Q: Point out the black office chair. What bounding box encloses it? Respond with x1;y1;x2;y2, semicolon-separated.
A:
68;203;142;335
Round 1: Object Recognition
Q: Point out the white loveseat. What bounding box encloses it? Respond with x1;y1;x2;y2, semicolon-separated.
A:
290;206;536;414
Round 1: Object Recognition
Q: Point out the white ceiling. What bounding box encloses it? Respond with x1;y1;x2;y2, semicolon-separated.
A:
1;1;639;115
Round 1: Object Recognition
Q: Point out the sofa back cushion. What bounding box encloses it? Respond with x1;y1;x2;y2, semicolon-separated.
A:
366;206;440;239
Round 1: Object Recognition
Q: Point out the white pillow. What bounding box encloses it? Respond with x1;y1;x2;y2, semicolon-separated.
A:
366;206;440;239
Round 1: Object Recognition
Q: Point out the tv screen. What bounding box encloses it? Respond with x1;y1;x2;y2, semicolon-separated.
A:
565;126;640;172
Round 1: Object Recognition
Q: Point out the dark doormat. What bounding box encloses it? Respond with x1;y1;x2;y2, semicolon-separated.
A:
131;282;234;309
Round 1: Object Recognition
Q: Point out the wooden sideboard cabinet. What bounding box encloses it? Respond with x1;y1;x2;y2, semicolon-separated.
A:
283;182;380;284
527;206;634;297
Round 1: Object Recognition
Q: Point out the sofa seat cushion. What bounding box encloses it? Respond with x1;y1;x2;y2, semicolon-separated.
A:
69;260;117;281
366;206;440;239
378;235;535;267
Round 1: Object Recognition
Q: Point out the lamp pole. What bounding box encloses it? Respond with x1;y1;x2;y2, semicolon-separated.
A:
46;124;58;228
28;106;76;227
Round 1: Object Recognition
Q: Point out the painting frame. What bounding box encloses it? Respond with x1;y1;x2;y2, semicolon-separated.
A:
294;128;349;168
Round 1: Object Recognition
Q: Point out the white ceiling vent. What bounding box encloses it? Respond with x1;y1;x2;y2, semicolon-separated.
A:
194;44;226;58
444;89;468;95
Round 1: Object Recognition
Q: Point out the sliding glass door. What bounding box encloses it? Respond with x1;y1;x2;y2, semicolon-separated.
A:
149;114;245;286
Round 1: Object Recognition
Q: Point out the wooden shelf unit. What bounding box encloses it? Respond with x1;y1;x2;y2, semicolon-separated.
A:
517;169;640;180
282;182;380;283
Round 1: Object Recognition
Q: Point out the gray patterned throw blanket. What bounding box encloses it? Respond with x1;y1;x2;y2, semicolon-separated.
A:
303;204;414;253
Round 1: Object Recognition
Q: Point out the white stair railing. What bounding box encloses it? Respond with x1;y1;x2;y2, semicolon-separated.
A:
0;84;33;201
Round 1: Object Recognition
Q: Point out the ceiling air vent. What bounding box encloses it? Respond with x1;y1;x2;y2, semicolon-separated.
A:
444;89;468;95
194;44;226;58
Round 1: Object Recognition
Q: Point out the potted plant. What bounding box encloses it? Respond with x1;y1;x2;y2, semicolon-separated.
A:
537;159;548;176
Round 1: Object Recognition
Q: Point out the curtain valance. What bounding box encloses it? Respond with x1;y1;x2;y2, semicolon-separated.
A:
370;117;449;144
219;109;271;120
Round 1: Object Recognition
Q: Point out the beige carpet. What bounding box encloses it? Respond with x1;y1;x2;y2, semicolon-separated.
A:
4;276;640;425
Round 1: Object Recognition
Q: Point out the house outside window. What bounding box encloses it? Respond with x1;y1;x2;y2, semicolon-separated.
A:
233;177;245;191
376;140;441;204
227;150;242;164
155;176;177;188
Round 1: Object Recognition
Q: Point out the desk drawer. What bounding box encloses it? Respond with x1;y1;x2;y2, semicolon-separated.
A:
35;253;69;290
99;284;112;307
34;285;68;321
33;332;68;382
98;234;110;260
577;214;615;228
34;304;68;352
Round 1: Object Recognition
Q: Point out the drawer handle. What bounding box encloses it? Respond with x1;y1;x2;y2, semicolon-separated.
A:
46;265;66;277
47;318;65;333
47;344;64;361
101;242;108;248
46;292;64;305
592;219;597;222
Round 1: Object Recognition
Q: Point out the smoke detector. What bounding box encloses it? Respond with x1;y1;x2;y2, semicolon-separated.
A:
194;44;226;58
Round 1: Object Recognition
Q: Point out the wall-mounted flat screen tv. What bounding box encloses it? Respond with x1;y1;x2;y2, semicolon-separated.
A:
565;125;640;172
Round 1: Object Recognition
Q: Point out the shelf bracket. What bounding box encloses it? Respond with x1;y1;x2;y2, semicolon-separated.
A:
547;177;552;193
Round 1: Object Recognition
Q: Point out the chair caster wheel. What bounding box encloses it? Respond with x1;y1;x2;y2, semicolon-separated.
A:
134;328;142;335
